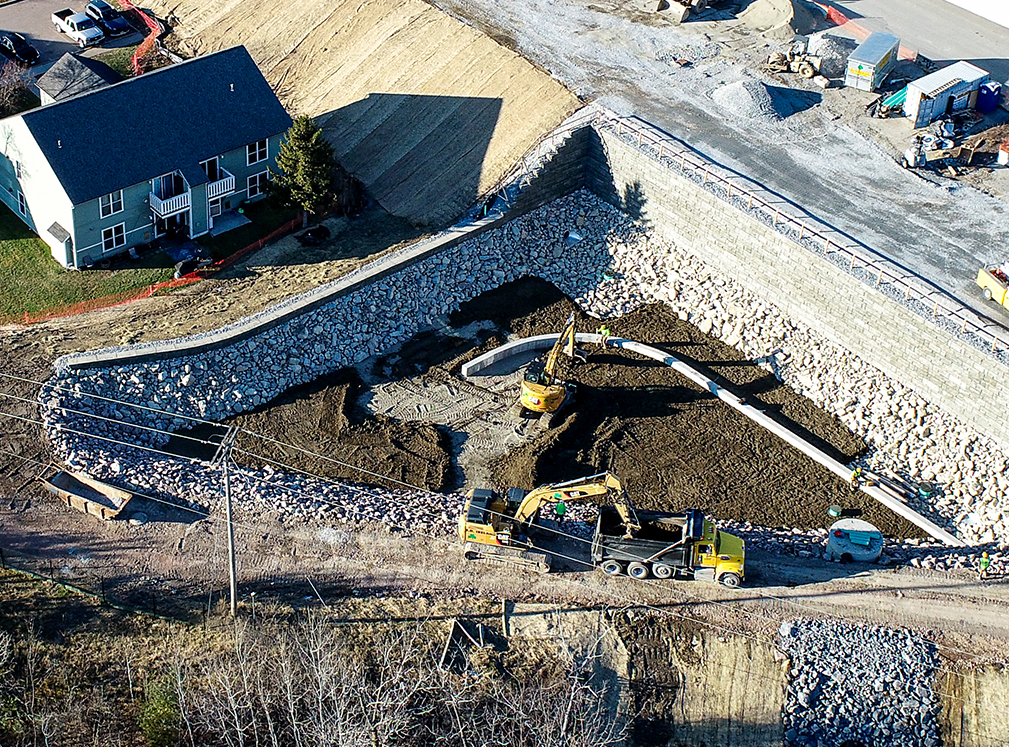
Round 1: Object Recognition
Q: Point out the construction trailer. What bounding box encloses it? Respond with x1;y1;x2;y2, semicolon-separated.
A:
903;61;990;128
845;32;900;92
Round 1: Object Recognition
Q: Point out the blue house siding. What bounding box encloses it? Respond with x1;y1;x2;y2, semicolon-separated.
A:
72;180;154;266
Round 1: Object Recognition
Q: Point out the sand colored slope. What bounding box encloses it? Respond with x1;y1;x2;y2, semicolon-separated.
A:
146;0;579;225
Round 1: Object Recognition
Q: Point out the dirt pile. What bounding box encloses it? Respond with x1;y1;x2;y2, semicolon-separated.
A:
455;279;916;536
145;0;579;226
228;369;453;492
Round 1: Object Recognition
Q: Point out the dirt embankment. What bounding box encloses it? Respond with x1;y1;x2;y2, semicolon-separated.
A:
146;0;579;226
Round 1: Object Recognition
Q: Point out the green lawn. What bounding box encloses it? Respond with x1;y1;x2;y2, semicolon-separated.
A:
0;206;173;319
197;199;301;260
94;45;141;79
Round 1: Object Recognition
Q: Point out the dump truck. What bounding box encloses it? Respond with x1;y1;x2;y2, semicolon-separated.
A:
591;505;745;586
459;472;640;573
977;266;1009;309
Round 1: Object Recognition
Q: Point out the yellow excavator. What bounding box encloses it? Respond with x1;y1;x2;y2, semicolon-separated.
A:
519;312;583;414
458;471;640;573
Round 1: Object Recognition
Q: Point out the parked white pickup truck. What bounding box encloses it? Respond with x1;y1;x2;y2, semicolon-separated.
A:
52;8;105;47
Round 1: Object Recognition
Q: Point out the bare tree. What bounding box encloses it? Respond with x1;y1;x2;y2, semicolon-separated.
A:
174;613;625;747
0;63;33;118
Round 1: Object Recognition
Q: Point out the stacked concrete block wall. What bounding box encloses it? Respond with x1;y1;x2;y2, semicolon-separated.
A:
584;126;1009;447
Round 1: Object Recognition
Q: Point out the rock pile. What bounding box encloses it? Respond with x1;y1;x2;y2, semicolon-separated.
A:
778;619;941;747
39;189;1009;560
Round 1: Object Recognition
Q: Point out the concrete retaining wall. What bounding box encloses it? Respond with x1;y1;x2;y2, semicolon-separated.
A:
585;126;1009;447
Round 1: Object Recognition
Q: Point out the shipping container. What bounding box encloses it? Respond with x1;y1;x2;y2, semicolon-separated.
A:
845;32;900;92
903;61;989;128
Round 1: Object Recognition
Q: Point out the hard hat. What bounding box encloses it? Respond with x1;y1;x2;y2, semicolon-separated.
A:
982;552;989;558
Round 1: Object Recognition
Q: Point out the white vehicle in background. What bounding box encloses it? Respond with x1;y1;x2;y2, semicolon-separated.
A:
52;7;105;47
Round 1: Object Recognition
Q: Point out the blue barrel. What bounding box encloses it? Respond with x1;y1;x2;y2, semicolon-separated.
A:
977;82;1002;114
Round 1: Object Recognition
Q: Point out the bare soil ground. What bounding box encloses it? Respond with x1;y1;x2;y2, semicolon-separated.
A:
145;0;579;226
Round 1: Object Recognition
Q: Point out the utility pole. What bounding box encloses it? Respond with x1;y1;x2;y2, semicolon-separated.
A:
214;427;240;617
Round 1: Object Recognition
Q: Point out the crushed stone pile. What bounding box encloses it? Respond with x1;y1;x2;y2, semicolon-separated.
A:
807;32;856;79
712;78;821;122
778;619;941;747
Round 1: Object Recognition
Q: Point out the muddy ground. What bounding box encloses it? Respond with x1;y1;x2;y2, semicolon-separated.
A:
228;277;917;536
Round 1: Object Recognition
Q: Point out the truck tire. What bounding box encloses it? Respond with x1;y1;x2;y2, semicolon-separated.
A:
652;563;674;579
601;560;623;576
627;562;650;579
78;38;86;48
718;572;741;588
984;287;993;301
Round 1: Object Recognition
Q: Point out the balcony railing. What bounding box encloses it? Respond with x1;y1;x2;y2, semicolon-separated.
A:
150;191;190;217
208;169;236;199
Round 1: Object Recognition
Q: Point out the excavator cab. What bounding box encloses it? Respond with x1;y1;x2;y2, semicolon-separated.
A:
519;313;581;414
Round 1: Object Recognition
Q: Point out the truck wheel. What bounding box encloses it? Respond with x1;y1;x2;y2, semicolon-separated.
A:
627;562;649;579
984;287;993;301
718;572;741;588
78;39;86;48
652;563;674;579
601;560;623;576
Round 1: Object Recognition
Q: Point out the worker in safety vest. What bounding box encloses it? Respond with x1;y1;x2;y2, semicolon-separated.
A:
554;499;567;526
849;467;862;492
596;325;611;348
979;551;992;581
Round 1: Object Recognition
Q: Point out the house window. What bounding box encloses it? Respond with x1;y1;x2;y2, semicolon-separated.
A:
100;190;123;218
14;160;21;179
209;196;222;218
247;171;269;198
201;157;220;181
246;139;267;165
17;192;26;216
101;223;126;253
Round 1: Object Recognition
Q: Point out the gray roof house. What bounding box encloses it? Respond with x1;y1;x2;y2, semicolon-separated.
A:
0;46;292;268
37;53;123;105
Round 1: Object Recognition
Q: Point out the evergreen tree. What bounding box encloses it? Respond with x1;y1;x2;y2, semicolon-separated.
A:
269;115;335;218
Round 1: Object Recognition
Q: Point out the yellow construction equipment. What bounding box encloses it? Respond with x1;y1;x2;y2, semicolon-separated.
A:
459;471;640;572
977;266;1009;309
519;312;582;414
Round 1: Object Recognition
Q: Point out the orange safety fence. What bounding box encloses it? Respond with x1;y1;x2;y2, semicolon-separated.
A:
4;215;304;327
812;3;920;61
119;0;161;76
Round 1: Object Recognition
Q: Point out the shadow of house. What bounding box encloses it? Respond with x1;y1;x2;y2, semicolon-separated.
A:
37;53;122;105
317;93;502;227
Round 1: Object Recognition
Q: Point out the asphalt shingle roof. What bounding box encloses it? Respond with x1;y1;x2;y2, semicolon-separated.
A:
21;46;292;205
37;53;122;101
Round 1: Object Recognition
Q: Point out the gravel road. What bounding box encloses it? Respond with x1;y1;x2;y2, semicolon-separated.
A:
432;0;1009;328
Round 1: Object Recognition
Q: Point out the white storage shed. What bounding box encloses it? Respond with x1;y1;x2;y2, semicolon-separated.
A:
903;61;990;128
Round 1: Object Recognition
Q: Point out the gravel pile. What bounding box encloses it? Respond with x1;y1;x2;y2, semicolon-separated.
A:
778;619;941;747
806;32;856;79
712;79;785;121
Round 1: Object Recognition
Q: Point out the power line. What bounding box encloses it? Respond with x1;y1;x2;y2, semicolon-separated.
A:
3;372;1003;667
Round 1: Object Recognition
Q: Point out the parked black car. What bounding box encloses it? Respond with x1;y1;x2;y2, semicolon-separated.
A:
0;32;40;66
85;0;132;37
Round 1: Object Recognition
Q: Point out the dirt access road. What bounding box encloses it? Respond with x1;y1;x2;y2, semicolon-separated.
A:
429;0;1009;328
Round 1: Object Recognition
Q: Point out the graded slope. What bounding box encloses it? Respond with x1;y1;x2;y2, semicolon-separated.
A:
146;0;579;226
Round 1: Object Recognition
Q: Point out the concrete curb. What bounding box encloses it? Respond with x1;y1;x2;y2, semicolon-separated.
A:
464;332;964;546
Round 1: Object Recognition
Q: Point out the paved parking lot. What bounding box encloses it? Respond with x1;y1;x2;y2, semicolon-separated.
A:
0;0;143;74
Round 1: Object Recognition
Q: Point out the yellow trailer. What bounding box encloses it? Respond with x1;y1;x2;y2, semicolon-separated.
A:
977;267;1009;308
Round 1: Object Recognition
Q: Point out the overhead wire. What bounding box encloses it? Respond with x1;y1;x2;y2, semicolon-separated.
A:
3;369;1006;669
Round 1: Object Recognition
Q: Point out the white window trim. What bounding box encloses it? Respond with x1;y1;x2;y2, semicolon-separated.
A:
17;191;26;216
247;170;269;198
101;222;126;254
246;139;268;166
100;189;123;218
14;160;21;179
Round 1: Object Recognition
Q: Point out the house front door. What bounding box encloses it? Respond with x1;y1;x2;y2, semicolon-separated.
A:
155;210;191;239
